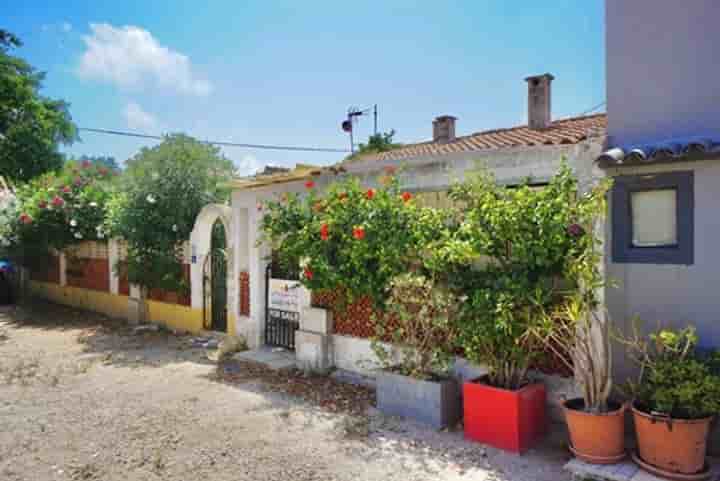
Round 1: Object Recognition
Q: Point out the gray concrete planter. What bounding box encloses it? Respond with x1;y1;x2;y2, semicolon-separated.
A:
376;370;461;429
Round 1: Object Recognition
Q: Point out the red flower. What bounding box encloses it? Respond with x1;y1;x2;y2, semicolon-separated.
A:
51;196;64;207
383;166;397;175
19;213;32;224
99;167;109;176
305;180;315;189
366;189;375;200
320;223;329;241
353;226;366;240
402;192;412;203
38;200;48;209
73;177;83;187
303;267;314;280
81;160;91;168
62;185;71;194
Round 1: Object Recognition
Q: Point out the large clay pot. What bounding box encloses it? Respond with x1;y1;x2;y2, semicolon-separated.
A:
562;398;627;464
632;404;713;476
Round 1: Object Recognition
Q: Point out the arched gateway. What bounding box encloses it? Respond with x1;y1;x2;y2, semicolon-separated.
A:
189;204;235;332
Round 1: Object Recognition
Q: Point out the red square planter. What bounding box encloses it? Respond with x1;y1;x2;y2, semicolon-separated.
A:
463;380;546;454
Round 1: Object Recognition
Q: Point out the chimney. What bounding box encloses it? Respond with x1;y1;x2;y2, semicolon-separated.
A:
525;73;554;129
432;115;457;143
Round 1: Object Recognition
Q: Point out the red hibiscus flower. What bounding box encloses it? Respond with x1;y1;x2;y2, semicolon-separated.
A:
353;226;366;240
303;267;314;280
51;196;64;207
305;180;315;189
402;192;412;203
62;185;71;194
19;213;32;224
366;189;375;200
320;223;329;241
38;200;48;209
81;160;91;168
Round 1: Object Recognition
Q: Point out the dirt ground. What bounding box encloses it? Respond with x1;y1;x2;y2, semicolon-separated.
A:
0;301;571;481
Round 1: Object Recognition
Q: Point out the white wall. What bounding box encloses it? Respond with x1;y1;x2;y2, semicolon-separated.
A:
606;0;720;147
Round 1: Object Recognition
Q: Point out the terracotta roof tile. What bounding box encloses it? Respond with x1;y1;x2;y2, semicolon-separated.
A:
362;114;607;162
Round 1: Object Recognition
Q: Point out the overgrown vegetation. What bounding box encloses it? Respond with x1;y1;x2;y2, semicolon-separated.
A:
107;134;235;294
262;163;611;385
442;165;611;391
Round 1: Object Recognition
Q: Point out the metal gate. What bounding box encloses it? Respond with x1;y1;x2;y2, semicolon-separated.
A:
203;220;228;332
264;264;299;349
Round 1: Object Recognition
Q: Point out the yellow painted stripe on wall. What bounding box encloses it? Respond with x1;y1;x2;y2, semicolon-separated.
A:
28;281;129;319
29;281;236;337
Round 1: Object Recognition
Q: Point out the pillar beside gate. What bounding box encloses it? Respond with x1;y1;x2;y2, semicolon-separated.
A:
296;306;334;373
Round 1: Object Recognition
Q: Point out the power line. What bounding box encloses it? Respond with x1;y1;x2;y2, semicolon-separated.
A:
78;127;350;153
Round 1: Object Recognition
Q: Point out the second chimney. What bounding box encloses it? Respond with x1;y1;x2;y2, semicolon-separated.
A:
525;73;554;129
433;115;457;143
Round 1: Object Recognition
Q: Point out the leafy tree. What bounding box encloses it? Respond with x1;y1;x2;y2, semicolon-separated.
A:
345;130;402;161
0;30;76;183
107;134;235;296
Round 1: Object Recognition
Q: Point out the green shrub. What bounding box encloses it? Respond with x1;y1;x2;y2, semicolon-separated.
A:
623;325;720;419
371;273;460;379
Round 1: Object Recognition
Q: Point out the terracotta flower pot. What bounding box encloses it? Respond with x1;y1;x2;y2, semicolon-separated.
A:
632;404;713;476
562;398;627;464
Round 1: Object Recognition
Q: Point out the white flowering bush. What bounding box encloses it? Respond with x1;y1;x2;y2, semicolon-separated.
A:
106;134;234;293
8;160;117;263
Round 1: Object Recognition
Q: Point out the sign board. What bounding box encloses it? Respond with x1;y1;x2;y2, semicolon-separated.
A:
268;279;310;313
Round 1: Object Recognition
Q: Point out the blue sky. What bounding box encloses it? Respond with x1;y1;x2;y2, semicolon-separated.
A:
5;1;605;175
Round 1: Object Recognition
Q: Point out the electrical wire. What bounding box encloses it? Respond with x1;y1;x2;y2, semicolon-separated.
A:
77;127;350;153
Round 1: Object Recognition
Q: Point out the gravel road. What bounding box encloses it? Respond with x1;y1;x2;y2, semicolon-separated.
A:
0;302;570;481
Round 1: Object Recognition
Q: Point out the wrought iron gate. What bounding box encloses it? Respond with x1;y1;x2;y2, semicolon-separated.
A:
264;264;299;349
203;220;228;332
210;247;227;331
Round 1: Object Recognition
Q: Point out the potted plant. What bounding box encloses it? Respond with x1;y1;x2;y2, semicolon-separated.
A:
442;164;610;454
536;296;626;464
619;324;720;479
371;273;462;429
530;175;624;464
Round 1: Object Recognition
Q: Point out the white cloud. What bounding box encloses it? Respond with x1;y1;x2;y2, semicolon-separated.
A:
78;23;212;96
236;154;262;176
123;102;159;131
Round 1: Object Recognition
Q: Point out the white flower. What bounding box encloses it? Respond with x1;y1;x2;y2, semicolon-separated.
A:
74;232;83;239
70;219;78;227
89;202;98;207
172;224;178;232
146;194;156;204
